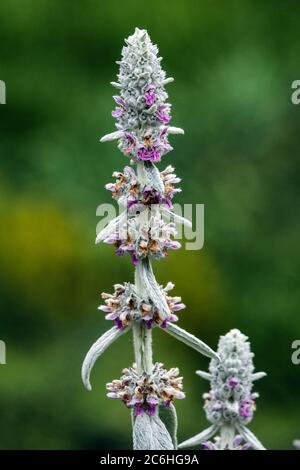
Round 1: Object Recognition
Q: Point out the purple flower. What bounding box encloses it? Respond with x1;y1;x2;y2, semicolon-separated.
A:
105;312;119;320
112;107;124;118
241;443;252;450
127;194;138;208
113;95;125;107
165;241;181;250
240;408;252;418
98;305;112;313
129;396;143;406
142;187;163;205
156;105;171;124
144;319;154;329
228;377;240;388
239;398;254;418
114;318;124;330
137;147;161;162
144;85;157;106
171;303;185;312
115;247;125;256
233;435;243;447
134;403;144;417
104;235;119;244
131;253;139;266
147;396;159;405
124;132;135;144
112;96;126;118
164;196;172;209
146;403;157;416
202;441;215;450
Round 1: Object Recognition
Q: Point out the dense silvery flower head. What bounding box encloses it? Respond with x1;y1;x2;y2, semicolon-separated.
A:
106;362;185;416
178;329;266;450
101;27;184;162
105;164;181;210
99;281;185;330
103;209;181;266
204;329;259;426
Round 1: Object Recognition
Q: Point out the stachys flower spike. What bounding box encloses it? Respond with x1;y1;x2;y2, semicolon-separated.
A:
179;329;266;450
82;27;218;451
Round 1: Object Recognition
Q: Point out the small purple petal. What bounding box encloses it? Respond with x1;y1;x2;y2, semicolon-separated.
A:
228;377;240;388
156;106;171;124
137;147;161;162
129;397;143;406
165;241;181;250
146;396;159;405
105;312;119;320
131;253;139;266
114;318;124;330
171;303;185;312
233;435;243;447
167;314;179;323
146;403;157;416
115;247;125;256
202;442;214;450
134;403;144;416
144;319;154;329
241;443;252;450
144;91;157;106
113;95;125;106
112;107;124;118
98;305;112;312
104;236;118;244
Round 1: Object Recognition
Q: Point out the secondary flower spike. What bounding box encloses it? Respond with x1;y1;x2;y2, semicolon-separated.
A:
82;27;218;451
179;329;266;450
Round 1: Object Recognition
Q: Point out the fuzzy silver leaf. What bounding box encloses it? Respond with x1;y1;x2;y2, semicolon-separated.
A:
164;323;219;360
133;412;174;450
236;424;266;450
81;326;130;391
159;403;178;449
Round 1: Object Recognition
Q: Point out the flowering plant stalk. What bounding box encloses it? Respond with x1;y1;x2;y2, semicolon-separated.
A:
179;329;266;450
81;28;218;450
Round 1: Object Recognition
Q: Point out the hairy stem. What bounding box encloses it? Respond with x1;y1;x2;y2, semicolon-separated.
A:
219;423;235;449
133;256;153;374
132;321;153;375
131;162;157;375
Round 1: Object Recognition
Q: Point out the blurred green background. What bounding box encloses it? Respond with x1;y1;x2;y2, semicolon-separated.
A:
0;0;300;450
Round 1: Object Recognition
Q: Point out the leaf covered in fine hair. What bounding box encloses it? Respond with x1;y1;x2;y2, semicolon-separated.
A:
133;412;174;450
164;323;219;360
81;325;130;390
159;403;178;449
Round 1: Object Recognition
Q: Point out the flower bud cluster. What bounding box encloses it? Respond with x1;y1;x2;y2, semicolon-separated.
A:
107;362;185;416
99;281;185;330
